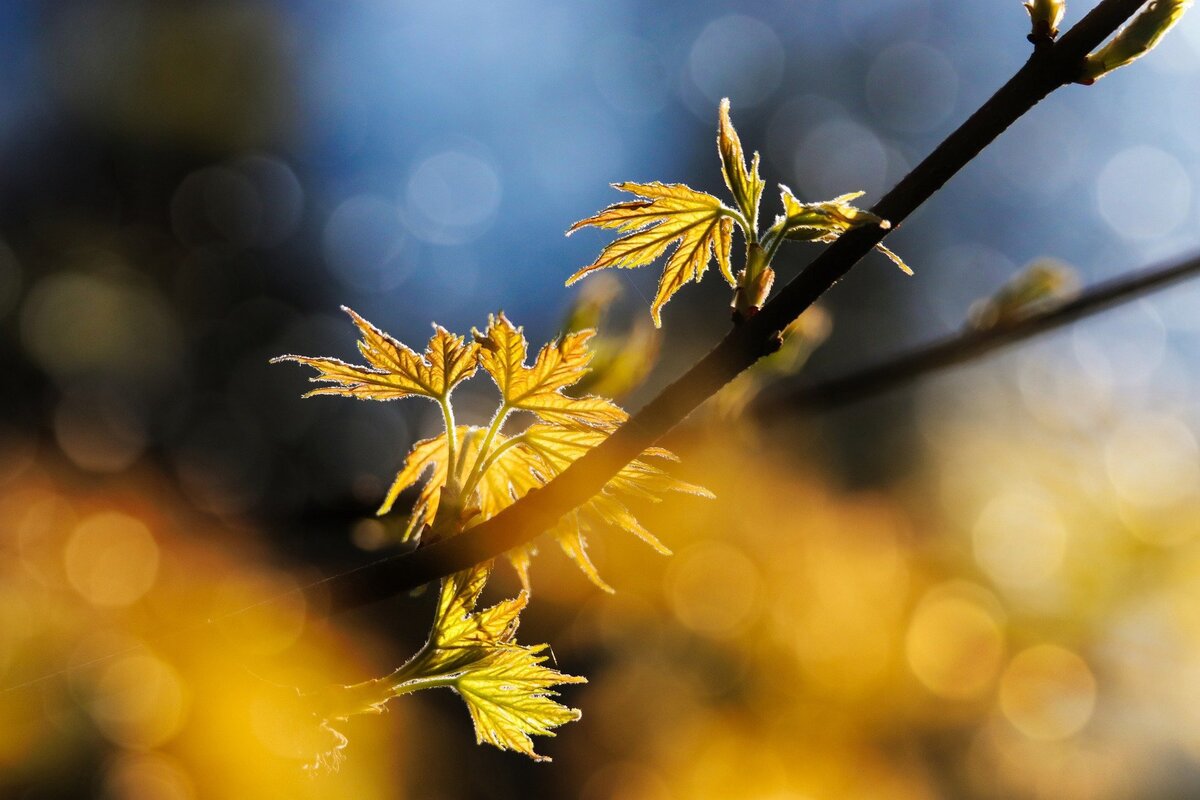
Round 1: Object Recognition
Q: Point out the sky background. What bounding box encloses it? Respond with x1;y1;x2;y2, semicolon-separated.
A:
4;0;1199;512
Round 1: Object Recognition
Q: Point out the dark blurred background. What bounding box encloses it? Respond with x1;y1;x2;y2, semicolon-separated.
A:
4;1;1200;798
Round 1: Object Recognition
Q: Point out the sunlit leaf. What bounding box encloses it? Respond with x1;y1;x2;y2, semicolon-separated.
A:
455;645;585;759
431;565;525;651
718;98;765;231
522;423;710;502
272;307;479;401
377;424;544;543
773;186;913;275
377;418;708;591
549;513;613;593
393;564;586;761
514;422;713;588
376;429;453;535
567;181;737;327
473;312;627;428
293;310;709;591
472;434;550;589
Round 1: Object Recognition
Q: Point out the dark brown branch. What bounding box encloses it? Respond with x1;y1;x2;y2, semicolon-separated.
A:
754;252;1200;416
319;0;1151;615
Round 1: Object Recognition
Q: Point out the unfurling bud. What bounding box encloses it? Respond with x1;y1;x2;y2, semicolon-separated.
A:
966;258;1080;331
733;243;774;320
1025;0;1066;40
1079;0;1192;83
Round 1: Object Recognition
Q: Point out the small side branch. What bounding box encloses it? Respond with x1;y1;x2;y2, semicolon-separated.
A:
317;0;1154;616
754;252;1200;416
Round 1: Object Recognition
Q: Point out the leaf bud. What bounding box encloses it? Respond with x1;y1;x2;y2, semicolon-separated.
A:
1079;0;1192;83
733;243;774;319
1024;0;1066;41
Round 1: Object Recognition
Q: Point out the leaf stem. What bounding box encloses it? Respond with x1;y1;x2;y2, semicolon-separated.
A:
439;395;461;494
724;206;754;243
326;661;460;718
761;228;786;266
468;431;530;493
461;403;512;498
390;673;460;697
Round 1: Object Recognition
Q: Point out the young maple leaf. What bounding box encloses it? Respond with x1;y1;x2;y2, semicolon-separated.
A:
773;186;912;275
569;100;913;323
393;564;586;761
378;421;711;593
569;102;775;327
270;306;479;401
279;310;711;592
718;97;765;232
376;427;462;540
309;563;585;764
507;422;713;592
472;312;627;428
566;181;737;327
376;424;543;544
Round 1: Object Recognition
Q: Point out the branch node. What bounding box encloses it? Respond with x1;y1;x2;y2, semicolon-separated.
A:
763;331;785;357
731;304;758;325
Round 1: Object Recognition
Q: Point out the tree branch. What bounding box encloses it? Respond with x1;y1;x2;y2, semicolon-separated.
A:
754;252;1200;416
319;0;1151;615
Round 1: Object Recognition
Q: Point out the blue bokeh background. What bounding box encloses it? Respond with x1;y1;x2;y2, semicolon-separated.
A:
2;0;1199;523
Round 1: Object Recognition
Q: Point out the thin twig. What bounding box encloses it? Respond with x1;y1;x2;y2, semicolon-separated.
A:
755;252;1200;415
318;0;1151;614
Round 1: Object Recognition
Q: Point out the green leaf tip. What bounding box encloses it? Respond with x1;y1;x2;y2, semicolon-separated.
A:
1025;0;1066;39
1079;0;1192;83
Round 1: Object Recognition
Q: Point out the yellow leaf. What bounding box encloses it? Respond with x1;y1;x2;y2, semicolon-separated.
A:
376;418;710;591
567;181;737;327
583;492;671;555
505;544;536;594
392;564;585;761
378;424;544;536
718;98;764;232
775;186;912;275
522;423;711;501
467;422;688;590
432;565;524;650
473;435;546;520
550;513;614;593
272;307;479;401
309;562;583;765
512;422;711;586
473;312;627;428
455;645;585;761
335;312;708;591
471;435;549;590
377;430;451;529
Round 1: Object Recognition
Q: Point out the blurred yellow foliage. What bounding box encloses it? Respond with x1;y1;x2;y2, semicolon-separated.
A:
0;446;403;798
